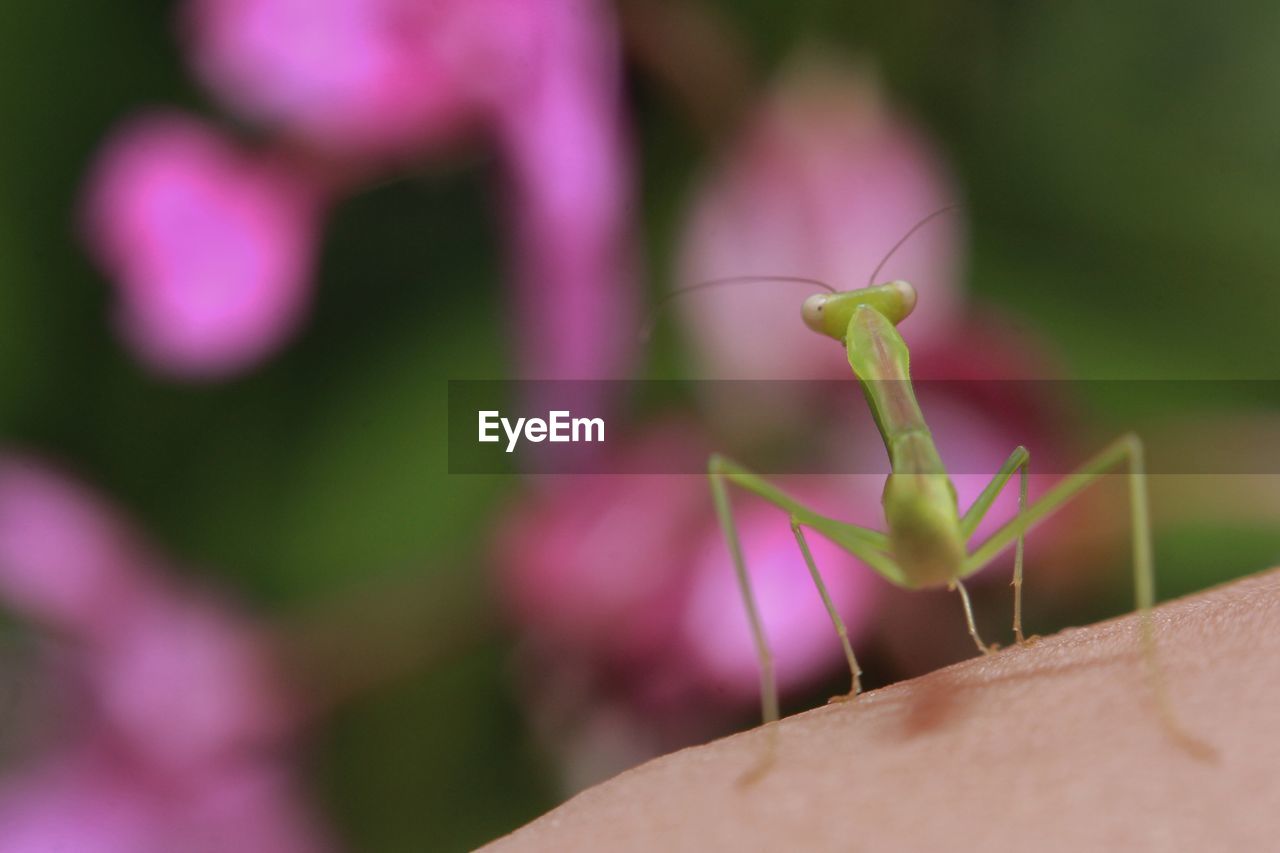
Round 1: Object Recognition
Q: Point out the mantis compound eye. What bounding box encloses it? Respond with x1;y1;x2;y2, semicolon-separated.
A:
802;293;829;332
888;280;917;318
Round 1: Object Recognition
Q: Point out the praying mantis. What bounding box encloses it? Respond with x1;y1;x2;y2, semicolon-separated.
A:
706;277;1202;752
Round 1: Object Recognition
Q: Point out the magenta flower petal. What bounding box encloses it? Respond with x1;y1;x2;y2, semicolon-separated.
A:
0;456;152;637
184;0;479;157
0;455;296;770
82;113;322;378
185;0;636;384
494;0;637;384
87;593;295;776
677;61;964;381
0;454;327;850
496;425;708;663
0;744;330;853
0;749;155;853
154;763;333;853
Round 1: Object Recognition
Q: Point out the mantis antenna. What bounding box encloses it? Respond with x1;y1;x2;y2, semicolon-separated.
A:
641;204;959;340
865;204;961;287
639;275;837;340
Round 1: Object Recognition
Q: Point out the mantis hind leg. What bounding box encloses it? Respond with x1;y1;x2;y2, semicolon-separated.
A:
1012;459;1029;643
709;454;897;724
961;434;1212;757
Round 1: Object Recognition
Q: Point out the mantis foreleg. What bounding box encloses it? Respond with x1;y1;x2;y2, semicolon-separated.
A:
708;454;900;723
792;521;862;696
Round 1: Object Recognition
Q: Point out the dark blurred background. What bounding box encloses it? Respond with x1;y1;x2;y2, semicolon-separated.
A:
3;1;1280;850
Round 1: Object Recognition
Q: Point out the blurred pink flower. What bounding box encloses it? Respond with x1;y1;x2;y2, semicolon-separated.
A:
0;746;327;853
0;454;328;851
184;0;482;157
491;0;637;385
0;457;154;638
496;426;708;669
184;0;636;383
676;60;963;382
81;113;324;378
83;1;635;385
83;591;295;776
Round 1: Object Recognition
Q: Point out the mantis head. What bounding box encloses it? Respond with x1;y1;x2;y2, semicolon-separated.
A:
801;280;917;342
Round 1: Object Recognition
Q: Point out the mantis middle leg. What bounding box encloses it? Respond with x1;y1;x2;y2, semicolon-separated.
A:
959;446;1032;642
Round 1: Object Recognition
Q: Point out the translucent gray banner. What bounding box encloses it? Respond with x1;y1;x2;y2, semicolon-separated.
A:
447;380;1280;475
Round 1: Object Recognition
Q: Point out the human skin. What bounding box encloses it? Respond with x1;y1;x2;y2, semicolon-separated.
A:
485;568;1280;852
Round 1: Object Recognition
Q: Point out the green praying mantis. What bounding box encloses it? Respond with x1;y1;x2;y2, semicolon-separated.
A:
705;277;1205;754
